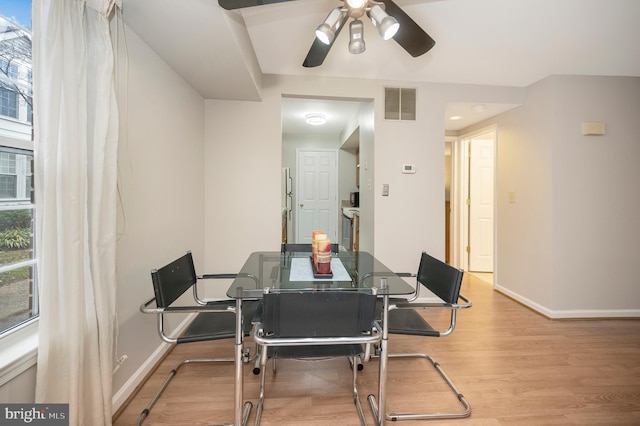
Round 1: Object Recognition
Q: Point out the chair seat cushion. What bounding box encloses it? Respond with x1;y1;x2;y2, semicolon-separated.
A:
268;344;364;359
387;309;440;337
176;299;262;344
178;311;237;343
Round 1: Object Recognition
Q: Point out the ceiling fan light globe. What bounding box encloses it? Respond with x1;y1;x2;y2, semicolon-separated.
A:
349;20;366;54
369;4;399;40
345;0;368;9
379;17;399;40
315;7;344;45
349;40;366;54
315;25;334;45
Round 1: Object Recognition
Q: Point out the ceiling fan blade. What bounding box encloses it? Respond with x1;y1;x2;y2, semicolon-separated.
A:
380;0;435;57
302;15;349;68
218;0;299;11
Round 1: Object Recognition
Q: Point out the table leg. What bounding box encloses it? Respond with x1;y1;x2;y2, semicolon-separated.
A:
369;291;389;426
378;293;389;426
234;296;244;425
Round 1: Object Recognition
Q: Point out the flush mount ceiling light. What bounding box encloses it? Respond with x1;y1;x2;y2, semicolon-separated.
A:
449;115;462;121
305;113;327;125
471;104;487;113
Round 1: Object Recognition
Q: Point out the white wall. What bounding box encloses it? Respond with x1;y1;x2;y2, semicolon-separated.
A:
486;77;556;309
0;364;36;403
111;26;206;408
203;94;281;282
470;75;640;317
357;102;375;254
550;76;640;315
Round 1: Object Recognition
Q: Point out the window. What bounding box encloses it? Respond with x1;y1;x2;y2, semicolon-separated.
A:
26;70;32;123
0;148;36;333
0;88;18;119
0;151;30;200
0;60;19;118
0;8;36;338
0;152;17;197
1;24;31;123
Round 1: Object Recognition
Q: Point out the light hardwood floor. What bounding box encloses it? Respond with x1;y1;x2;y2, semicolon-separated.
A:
114;274;640;426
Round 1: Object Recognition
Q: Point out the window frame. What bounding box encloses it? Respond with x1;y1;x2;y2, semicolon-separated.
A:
0;147;38;387
0;145;37;330
0;1;38;389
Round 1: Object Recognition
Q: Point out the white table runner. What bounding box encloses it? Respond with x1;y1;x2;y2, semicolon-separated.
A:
289;257;352;281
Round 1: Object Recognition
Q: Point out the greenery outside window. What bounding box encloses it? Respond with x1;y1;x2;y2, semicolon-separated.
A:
0;10;36;339
0;148;36;335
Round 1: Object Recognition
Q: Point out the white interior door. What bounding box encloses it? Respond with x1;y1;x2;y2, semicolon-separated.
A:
469;136;494;272
295;149;338;243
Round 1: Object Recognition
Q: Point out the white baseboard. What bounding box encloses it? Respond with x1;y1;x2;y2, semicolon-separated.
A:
495;284;640;319
111;340;171;413
112;314;196;413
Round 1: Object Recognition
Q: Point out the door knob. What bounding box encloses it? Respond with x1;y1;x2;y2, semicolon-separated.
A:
299;203;304;207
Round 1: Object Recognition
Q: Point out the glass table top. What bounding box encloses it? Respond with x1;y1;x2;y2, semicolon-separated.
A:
227;251;415;299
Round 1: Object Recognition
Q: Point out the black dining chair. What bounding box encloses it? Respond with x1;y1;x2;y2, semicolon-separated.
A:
138;251;257;426
368;251;473;422
253;289;382;426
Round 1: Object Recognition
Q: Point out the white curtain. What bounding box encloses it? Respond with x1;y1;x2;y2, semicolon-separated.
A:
32;0;119;424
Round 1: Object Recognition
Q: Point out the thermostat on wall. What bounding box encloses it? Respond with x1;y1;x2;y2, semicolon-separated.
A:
402;164;416;174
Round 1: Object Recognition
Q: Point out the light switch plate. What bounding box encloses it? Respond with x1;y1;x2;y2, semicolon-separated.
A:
582;121;606;136
382;184;389;196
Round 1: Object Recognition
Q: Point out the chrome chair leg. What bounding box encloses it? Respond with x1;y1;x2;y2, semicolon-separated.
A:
254;346;269;426
136;349;257;425
369;352;470;422
351;355;368;425
242;401;253;426
136;358;235;426
367;394;380;426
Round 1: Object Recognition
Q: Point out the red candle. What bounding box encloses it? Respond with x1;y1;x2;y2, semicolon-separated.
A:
317;259;331;274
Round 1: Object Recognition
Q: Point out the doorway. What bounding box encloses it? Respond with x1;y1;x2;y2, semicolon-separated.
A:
280;96;371;247
450;126;496;274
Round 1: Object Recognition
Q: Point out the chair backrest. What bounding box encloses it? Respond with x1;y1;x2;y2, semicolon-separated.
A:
151;252;197;308
417;252;464;304
261;291;376;338
281;243;339;254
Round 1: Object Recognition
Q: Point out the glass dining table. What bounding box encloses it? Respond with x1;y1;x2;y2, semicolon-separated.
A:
226;250;415;426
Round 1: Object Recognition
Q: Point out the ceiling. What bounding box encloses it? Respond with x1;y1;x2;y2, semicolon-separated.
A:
122;0;640;135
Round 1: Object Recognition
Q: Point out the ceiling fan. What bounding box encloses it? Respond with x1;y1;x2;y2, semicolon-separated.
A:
218;0;435;67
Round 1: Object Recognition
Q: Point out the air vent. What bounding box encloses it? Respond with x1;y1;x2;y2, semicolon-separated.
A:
385;87;416;120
